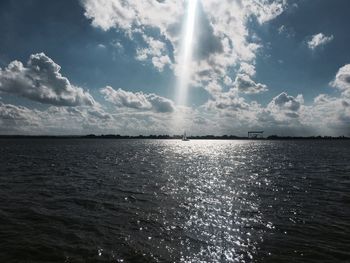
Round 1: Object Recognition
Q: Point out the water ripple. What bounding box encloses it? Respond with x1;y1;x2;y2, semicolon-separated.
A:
0;139;349;262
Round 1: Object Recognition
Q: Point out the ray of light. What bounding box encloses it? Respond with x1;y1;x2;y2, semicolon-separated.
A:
174;0;198;134
176;0;198;107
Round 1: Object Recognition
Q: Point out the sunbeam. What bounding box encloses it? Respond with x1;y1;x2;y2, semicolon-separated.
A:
174;0;198;133
176;0;198;107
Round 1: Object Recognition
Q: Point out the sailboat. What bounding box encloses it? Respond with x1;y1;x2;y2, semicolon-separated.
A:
182;131;190;141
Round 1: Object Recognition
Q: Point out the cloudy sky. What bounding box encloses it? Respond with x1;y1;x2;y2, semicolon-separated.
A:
0;0;349;136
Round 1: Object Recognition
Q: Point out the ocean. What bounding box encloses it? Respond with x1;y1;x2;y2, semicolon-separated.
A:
0;139;349;262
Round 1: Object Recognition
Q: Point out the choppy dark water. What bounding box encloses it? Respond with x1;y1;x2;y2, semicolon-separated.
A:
0;139;349;262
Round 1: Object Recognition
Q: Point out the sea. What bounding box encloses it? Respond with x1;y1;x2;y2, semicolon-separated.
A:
0;139;349;262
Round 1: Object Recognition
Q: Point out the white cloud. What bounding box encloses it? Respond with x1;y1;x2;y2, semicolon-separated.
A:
81;0;287;94
1;84;349;136
0;101;113;135
268;92;303;112
330;64;350;98
110;40;124;53
304;94;350;134
96;63;349;136
277;24;294;38
0;53;95;107
278;25;286;34
205;94;250;112
204;90;305;131
1;51;349;136
239;62;256;77
263;92;304;122
232;74;268;94
307;33;334;50
0;102;41;133
136;35;172;71
101;86;175;113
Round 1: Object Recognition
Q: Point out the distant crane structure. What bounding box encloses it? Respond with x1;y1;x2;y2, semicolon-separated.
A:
248;131;264;139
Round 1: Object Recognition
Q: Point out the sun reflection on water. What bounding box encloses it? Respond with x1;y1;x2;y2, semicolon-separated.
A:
157;140;274;262
3;140;349;262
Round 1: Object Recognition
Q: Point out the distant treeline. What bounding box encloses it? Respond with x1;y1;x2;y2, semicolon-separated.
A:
0;134;349;140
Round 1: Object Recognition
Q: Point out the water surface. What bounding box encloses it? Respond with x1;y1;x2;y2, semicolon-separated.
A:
0;139;349;262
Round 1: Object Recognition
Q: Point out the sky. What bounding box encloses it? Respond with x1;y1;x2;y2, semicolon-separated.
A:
0;0;349;136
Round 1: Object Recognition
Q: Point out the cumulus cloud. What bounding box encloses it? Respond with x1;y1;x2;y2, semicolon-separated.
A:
304;94;350;134
230;83;347;135
204;73;350;135
249;92;304;127
100;86;175;113
239;62;257;77
202;87;263;131
10;102;202;136
0;101;113;135
269;92;303;112
81;0;287;94
136;35;171;71
307;33;334;50
203;89;307;133
232;74;268;94
0;53;95;106
258;92;305;126
1;82;349;136
205;94;250;112
0;102;40;133
1;52;349;136
192;4;223;61
330;64;350;98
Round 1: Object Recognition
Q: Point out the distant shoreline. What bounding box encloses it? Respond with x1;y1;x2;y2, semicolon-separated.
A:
0;135;349;140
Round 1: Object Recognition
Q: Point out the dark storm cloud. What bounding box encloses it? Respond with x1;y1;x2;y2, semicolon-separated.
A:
0;53;95;107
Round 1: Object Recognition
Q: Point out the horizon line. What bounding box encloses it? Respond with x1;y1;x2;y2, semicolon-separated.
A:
0;134;349;140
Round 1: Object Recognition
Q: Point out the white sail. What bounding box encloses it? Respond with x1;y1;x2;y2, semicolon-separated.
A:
182;131;189;141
